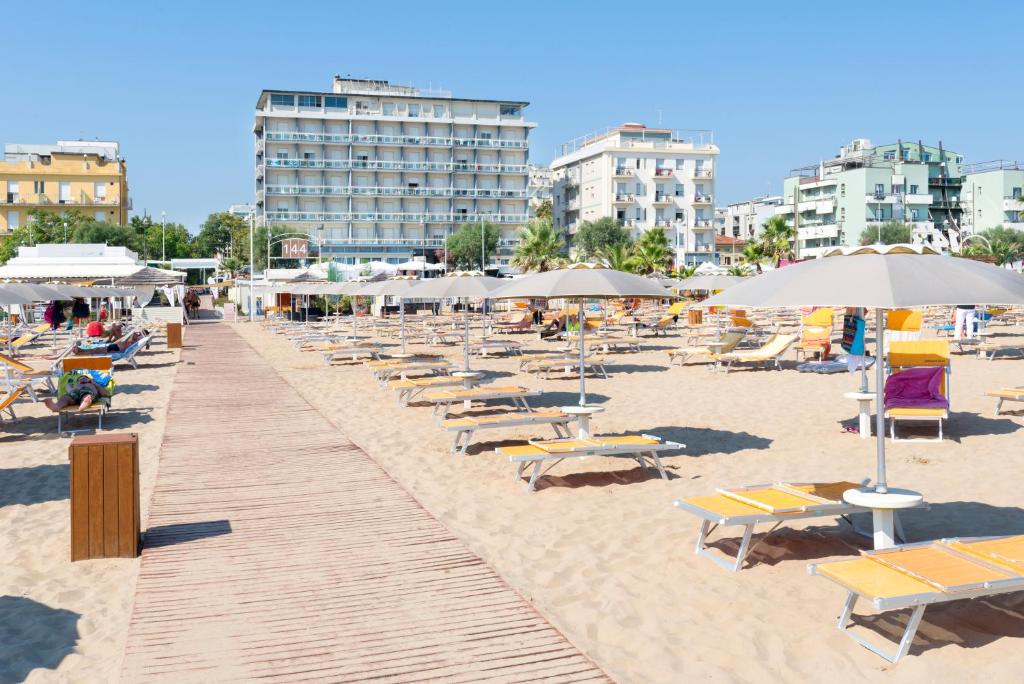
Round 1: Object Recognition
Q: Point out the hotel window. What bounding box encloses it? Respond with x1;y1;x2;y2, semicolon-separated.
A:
34;180;45;194
635;183;644;195
911;209;921;220
433;104;444;117
883;150;895;160
1013;187;1022;199
901;149;910;160
909;184;919;194
382;102;395;115
59;182;71;204
298;95;321;107
95;210;105;221
276;151;289;159
500;105;521;116
874;183;885;196
921;152;932;162
480;132;492;140
6;181;17;202
303;152;316;160
6;211;18;229
408;104;420;117
324;96;347;109
270;94;294;106
675;185;685;196
94;182;107;200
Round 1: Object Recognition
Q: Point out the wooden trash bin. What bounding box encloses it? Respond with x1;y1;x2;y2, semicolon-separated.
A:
688;309;703;326
166;322;183;349
69;433;140;561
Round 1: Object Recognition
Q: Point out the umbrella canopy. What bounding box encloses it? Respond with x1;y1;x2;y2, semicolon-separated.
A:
1;283;71;301
702;251;1024;503
488;264;672;300
675;274;746;292
394;260;428;271
355;277;420;297
0;286;36;305
702;253;1024;309
491;264;674;406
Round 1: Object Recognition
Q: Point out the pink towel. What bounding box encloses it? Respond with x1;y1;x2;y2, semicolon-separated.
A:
884;366;948;410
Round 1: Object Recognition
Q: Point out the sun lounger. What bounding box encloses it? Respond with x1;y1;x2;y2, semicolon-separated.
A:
55;370;116;434
987;387;1024;416
469;339;523;356
668;332;744;366
976;340;1024;360
110;333;155;369
425;385;540;420
585;335;642;353
716;333;797;371
0;384;27;422
885;340;950;442
498;433;683;492
370;361;450;385
443;410;573;455
491;310;533;334
0;351;58;401
321;344;383;364
673;480;875;571
809;535;1024;663
522;355;608;380
389;374;482;406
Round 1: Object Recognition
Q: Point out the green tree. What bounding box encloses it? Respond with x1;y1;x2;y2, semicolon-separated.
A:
675;264;698;279
742;241;767;273
726;264;748;276
600;243;633;272
511;218;565;272
221;256;244;276
533;199;552;221
859;220;913;246
445;222;498;270
573;217;631;259
194;212;247;259
628;229;673;274
70;221;138;249
977;225;1024;252
759;215;796;265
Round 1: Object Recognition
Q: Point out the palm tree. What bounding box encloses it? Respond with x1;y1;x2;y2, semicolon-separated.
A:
758;216;796;266
725;264;748;276
600;243;634;272
674;264;698;279
511;219;565;272
741;241;766;273
628;229;673;274
988;239;1023;266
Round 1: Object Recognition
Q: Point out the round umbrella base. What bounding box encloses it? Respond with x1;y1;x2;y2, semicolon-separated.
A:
560;405;605;439
843;487;924;550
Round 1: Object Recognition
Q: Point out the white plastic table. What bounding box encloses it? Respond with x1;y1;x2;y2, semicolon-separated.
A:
843;487;924;549
560;405;605;439
453;371;483;408
843;391;874;439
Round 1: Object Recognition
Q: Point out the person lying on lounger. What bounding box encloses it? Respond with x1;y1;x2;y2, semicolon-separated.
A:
44;372;112;412
72;331;142;355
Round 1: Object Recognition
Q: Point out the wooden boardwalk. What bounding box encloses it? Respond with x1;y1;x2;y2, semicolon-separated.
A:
120;322;607;683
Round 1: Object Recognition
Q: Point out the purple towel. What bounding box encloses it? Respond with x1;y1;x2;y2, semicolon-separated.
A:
884;366;949;410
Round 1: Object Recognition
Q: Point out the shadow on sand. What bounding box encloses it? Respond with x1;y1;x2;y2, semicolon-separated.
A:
0;596;80;684
0;464;68;508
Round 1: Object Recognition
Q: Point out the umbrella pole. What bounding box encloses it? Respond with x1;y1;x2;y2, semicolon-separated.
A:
874;307;887;493
400;299;406;355
578;302;586;406
463;301;470;371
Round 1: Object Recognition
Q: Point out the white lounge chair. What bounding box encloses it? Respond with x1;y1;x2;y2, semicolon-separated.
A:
443;410;573;456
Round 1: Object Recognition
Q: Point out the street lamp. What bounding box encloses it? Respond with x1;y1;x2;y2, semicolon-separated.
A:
161;210;166;262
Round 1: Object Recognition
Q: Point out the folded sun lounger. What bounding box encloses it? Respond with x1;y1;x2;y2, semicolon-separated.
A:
499;434;683;493
673;481;879;571
809;535;1024;664
443;410;573;455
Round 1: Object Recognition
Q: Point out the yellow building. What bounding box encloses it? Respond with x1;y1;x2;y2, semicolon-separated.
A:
0;140;129;233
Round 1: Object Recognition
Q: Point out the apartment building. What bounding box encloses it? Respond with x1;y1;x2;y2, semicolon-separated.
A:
961;161;1024;235
528;164;552;214
254;76;534;267
721;195;784;240
550;124;719;265
779;138;963;258
0;140;129;232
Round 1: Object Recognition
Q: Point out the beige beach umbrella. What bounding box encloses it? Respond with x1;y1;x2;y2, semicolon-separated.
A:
402;272;506;370
702;251;1024;507
490;264;674;406
676;274;746;292
355;277;420;354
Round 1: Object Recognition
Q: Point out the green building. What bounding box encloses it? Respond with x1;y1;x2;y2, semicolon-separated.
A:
779;138;963;257
961;161;1024;237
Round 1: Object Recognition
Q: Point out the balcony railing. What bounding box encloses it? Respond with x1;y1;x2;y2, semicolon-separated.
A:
264;158;528;174
693;168;713;178
652;194;673;203
265;130;528;149
654;168;674;177
265;211;529;224
613;168;635;177
692;219;714;228
653;219;673;227
0;193;120;207
265;185;527;199
613;194;636;202
692;194;713;203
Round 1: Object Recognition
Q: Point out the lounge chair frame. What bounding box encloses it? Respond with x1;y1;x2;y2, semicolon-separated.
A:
428;387;540;421
444;411;573;456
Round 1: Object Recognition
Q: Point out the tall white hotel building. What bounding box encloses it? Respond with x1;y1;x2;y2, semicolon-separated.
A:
255;76;534;266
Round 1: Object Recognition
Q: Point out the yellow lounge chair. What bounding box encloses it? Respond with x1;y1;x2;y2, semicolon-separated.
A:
522;355;608;380
498;433;684;492
0;384;27;422
443;410;573;455
716;333;797;371
809;535;1024;664
674;480;877;571
0;351;58;400
390;375;481;405
426;385;541;420
885;340;950;441
987;387;1024;416
668;332;744;366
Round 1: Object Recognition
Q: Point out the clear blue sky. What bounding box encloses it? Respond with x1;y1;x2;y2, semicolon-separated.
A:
2;1;1020;232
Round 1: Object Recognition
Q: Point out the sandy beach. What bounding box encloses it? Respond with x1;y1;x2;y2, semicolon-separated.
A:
0;339;179;684
234;319;1024;683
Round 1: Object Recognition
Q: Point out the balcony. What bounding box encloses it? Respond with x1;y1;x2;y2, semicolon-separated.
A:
0;193;120;207
264;130;529;149
612;194;636;204
693;168;713;178
1003;198;1024;212
264;185;528;200
928;176;961;187
265;211;529;224
613;168;635;178
265;158;528;174
692;194;713;204
654;168;675;178
690;244;714;253
652;194;674;205
797;224;840;240
653;219;673;228
692;219;715;230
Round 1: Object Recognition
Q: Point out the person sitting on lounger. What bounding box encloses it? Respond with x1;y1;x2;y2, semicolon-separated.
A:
44;371;112;412
539;313;570;339
72;331;142;355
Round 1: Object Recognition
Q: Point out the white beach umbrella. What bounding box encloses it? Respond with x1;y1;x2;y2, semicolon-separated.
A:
490;264;674;406
2;283;71;301
676;274;746;292
403;272;506;370
0;286;36;305
702;251;1024;502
